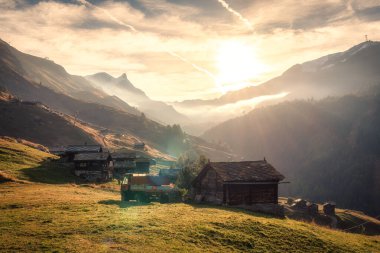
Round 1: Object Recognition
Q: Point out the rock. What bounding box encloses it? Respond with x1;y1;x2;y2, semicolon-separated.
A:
291;198;307;209
287;197;294;205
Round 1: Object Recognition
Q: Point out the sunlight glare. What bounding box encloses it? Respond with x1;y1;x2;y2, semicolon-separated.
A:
216;41;266;93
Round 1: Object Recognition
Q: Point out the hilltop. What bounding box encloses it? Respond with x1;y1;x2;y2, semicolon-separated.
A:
0;138;379;252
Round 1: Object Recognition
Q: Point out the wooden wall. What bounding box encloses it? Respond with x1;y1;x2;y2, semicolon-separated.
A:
224;184;278;205
194;168;279;205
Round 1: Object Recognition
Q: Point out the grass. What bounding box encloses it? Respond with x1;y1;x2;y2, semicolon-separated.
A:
0;183;379;252
0;138;379;252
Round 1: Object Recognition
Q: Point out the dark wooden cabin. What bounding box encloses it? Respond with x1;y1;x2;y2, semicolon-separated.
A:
112;152;137;181
135;157;151;174
73;153;113;181
65;145;103;161
192;160;285;205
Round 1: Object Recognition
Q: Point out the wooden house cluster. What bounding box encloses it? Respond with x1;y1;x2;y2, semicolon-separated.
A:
192;160;285;206
73;152;113;181
49;145;154;182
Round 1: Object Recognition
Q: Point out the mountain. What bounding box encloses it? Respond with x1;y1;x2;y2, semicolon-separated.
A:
171;41;380;135
0;40;228;158
86;72;188;125
0;39;140;115
202;89;380;215
178;41;380;108
0;88;96;146
87;72;146;96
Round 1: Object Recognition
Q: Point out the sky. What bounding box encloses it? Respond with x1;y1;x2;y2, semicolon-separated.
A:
1;0;380;101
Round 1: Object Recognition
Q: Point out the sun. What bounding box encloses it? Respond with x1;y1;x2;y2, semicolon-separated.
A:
215;41;266;93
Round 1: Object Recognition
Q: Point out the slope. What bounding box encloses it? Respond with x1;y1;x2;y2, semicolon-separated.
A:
177;41;380;108
0;39;139;115
0;90;96;146
203;90;380;215
0;141;379;252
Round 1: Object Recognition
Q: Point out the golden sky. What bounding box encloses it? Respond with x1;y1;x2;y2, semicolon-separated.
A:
1;0;380;101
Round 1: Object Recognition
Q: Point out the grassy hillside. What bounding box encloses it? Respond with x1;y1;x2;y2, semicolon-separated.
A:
0;138;379;252
0;94;97;147
0;137;80;184
1;183;379;253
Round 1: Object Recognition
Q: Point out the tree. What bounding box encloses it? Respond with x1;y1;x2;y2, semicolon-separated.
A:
176;150;208;190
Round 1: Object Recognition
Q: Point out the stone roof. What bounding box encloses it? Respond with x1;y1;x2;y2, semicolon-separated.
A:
111;152;136;160
195;161;285;183
66;145;102;153
74;152;110;161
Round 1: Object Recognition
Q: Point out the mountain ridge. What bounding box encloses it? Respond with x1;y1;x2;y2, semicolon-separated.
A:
86;71;189;125
176;41;380;108
202;88;380;215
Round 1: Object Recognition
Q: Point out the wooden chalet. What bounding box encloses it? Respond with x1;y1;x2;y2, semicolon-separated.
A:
48;146;66;156
135;157;151;174
112;152;137;181
65;144;103;161
192;160;285;205
73;153;113;181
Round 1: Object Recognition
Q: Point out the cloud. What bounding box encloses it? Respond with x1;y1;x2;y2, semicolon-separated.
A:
1;0;380;102
215;0;253;31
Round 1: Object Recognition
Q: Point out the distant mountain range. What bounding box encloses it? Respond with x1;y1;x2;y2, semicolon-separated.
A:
0;38;187;125
172;41;380;135
0;39;230;159
86;72;188;125
0;39;142;115
178;41;380;107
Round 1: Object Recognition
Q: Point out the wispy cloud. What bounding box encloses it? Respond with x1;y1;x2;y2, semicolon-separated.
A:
215;0;254;31
75;0;217;89
75;0;137;32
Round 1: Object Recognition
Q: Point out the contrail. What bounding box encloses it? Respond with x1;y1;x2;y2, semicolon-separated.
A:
216;0;253;31
76;0;137;32
166;50;216;80
75;0;216;81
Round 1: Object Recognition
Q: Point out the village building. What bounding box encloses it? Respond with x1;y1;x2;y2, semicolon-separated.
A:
65;144;103;161
112;152;137;182
135;157;151;174
73;153;113;182
48;146;66;156
192;160;285;206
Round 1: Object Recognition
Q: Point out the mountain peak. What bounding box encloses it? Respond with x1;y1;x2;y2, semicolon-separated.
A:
119;73;127;79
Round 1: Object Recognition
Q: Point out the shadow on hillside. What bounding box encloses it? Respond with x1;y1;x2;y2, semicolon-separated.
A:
20;159;84;184
188;203;283;220
98;199;153;208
